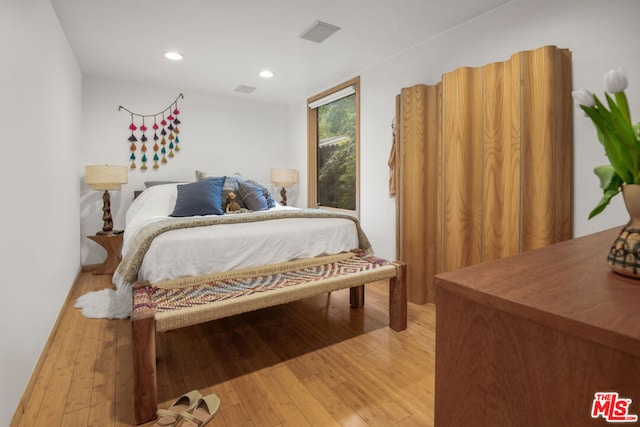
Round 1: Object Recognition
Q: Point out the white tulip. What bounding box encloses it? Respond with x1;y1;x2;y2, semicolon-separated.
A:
572;88;595;107
604;67;628;93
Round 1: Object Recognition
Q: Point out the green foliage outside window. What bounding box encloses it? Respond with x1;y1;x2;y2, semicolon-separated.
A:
317;94;356;210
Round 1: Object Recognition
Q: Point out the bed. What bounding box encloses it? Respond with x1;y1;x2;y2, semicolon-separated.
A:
114;177;368;291
95;174;407;424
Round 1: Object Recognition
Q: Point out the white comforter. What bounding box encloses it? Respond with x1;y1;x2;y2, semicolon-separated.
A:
120;183;360;284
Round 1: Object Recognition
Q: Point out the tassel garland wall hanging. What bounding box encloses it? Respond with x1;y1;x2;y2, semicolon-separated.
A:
118;93;184;170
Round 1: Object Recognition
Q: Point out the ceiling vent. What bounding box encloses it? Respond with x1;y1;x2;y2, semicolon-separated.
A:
299;20;341;43
235;85;257;94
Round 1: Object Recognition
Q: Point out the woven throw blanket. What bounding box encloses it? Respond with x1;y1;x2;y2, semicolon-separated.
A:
133;251;395;332
115;209;373;290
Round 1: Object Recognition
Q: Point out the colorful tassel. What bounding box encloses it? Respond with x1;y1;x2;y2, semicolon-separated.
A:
119;94;184;171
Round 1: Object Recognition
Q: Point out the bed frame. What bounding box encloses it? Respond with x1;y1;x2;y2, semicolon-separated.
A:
130;252;407;424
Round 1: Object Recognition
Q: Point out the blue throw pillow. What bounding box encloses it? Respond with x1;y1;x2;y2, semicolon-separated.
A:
170;177;225;217
247;180;277;208
237;180;275;211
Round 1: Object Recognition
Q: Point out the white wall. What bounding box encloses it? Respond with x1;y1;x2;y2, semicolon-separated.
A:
4;0;640;423
0;0;82;424
80;77;292;264
290;0;640;262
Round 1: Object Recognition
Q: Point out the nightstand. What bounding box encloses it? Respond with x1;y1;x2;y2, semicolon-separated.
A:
87;231;124;275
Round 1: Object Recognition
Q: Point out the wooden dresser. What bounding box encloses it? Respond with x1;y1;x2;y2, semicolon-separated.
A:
434;228;640;426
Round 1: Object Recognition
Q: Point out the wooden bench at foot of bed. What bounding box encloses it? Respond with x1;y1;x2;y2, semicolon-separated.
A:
130;252;407;425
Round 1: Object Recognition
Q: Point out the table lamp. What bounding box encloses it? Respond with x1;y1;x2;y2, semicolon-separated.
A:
85;165;128;234
270;168;298;206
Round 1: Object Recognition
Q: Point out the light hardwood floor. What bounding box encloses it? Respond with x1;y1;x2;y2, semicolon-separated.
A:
13;270;436;427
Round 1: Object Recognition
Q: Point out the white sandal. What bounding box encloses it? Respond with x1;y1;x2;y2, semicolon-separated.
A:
179;393;221;426
153;389;202;427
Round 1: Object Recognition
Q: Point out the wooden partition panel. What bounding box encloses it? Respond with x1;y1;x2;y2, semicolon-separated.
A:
397;45;572;304
435;82;443;274
423;86;439;303
441;67;484;272
521;46;573;250
399;85;439;303
482;58;522;261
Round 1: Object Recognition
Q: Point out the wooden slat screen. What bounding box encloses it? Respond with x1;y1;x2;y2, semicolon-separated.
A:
397;45;573;304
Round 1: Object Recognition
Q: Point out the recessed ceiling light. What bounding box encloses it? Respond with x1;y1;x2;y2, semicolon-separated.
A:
164;51;183;61
259;70;274;78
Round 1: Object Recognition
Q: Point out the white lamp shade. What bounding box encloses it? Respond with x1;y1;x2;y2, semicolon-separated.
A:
85;165;128;190
270;168;298;187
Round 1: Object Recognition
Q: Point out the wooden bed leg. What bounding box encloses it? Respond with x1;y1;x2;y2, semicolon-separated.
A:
131;282;158;425
389;262;407;331
350;285;365;308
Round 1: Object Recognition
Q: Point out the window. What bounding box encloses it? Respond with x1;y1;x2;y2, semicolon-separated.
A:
307;77;360;216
